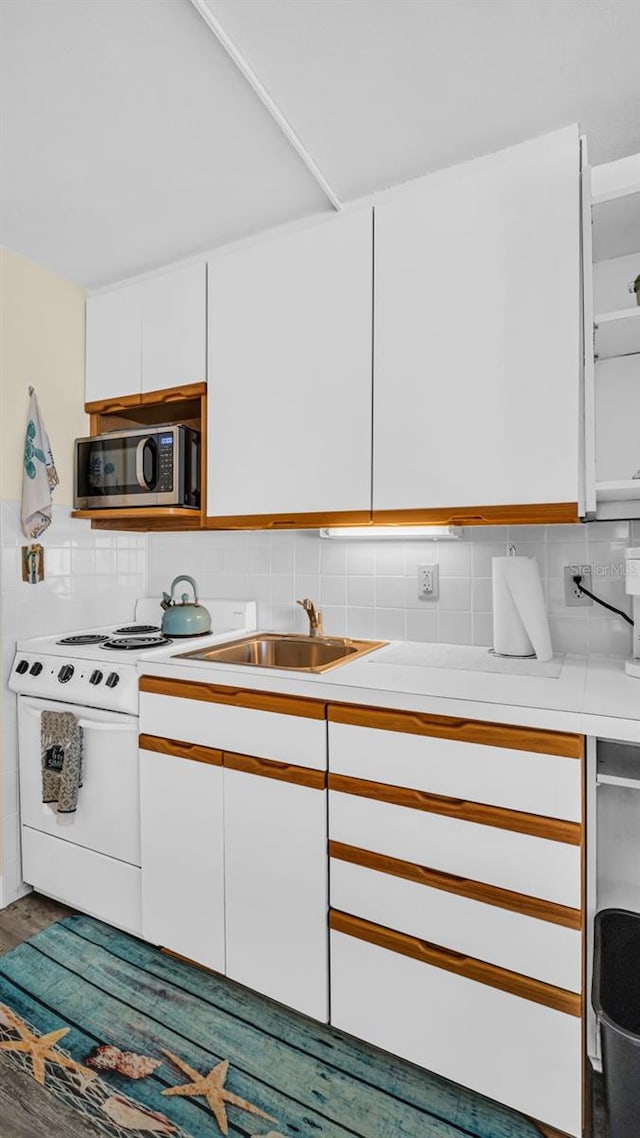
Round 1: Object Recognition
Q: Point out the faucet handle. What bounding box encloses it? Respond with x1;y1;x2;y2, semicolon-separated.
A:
296;598;312;611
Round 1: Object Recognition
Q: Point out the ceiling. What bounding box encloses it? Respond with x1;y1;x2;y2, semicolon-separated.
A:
2;0;639;288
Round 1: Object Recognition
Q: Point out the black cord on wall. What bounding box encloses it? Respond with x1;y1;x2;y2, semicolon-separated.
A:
572;574;634;627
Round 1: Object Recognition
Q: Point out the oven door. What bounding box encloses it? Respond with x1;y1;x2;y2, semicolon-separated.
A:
18;697;140;866
74;428;179;508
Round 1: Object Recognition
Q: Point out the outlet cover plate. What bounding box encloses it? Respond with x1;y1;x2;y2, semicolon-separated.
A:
564;564;593;606
418;563;439;600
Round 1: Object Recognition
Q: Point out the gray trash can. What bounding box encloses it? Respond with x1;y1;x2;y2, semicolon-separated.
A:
592;909;640;1138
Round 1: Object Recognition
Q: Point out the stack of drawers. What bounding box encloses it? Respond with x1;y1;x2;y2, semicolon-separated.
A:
327;704;584;1138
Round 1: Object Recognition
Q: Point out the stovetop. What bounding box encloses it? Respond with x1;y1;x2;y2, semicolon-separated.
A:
9;599;257;714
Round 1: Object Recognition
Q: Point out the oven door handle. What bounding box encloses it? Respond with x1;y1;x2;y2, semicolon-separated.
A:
77;720;138;733
23;707;136;732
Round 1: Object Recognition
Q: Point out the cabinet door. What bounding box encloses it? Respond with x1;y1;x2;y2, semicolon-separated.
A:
85;283;141;404
373;125;581;515
140;744;225;973
207;210;373;520
141;262;206;394
224;760;328;1020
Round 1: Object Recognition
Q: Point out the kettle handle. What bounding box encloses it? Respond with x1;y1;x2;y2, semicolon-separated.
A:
170;575;199;603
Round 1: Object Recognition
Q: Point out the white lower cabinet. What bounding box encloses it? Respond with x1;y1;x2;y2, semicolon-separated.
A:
139;683;585;1136
224;763;328;1021
139;745;225;973
330;930;582;1138
139;680;328;1015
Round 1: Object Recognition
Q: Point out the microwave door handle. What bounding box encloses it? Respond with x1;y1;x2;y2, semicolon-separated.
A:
135;438;149;489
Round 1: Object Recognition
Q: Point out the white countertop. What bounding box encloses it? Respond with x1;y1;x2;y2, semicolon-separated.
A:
138;637;640;742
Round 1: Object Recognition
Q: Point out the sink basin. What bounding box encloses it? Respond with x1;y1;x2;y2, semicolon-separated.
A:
176;633;386;673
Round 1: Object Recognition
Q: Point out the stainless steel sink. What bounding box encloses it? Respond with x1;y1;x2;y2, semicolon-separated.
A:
176;633;387;673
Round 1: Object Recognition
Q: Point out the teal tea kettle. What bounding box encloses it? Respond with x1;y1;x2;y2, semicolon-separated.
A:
161;576;211;637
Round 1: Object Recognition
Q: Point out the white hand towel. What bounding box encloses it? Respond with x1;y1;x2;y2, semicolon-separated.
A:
21;387;59;540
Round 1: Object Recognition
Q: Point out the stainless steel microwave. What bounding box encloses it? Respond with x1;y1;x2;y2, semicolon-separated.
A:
74;425;200;510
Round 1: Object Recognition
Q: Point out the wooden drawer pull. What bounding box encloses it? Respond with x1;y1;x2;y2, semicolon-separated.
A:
330;910;581;1017
140;675;326;720
139;734;222;766
328;773;582;845
224;751;326;790
328;704;583;758
329;841;582;929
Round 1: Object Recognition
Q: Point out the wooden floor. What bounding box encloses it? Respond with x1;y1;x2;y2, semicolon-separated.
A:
0;894;607;1138
0;893;104;1138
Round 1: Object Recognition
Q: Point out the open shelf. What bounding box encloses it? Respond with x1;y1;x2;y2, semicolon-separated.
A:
596;480;640;502
71;507;204;532
594;307;640;360
76;382;207;531
598;741;640;790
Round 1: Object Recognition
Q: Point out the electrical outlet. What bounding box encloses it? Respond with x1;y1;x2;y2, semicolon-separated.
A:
418;563;439;600
564;565;593;606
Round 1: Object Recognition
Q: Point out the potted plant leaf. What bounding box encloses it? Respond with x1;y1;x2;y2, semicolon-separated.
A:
630;274;640;307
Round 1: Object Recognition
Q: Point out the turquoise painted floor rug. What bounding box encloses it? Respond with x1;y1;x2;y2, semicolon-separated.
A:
0;915;548;1138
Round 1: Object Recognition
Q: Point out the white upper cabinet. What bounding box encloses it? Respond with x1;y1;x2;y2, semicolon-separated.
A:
85;262;206;404
141;262;206;394
86;282;141;405
207;209;373;519
373;126;582;515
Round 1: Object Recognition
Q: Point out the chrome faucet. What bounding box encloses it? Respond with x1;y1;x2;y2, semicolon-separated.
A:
297;597;323;638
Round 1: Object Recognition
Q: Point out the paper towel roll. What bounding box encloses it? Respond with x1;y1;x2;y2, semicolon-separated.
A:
492;556;553;661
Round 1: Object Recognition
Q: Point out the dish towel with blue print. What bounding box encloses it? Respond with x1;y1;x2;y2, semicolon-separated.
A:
21;386;59;539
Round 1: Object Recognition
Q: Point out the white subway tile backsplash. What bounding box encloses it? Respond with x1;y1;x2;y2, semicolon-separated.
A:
406;609;439;643
374;607;406;641
375;576;406;609
438;577;472;611
471;612;494;647
436;541;471;577
471;577;493;612
321;575;348;607
347;542;376;575
347;606;377;639
321;541;348;576
471;542;509;577
438;611;473;645
139;520;636;660
347;575;375;607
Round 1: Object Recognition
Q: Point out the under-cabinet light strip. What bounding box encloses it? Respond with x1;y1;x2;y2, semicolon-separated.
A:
320;526;462;540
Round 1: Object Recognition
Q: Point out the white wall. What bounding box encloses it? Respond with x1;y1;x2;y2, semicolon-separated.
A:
148;520;635;660
0;247;87;504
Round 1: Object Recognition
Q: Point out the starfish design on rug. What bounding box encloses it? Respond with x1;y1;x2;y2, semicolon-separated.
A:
161;1050;276;1136
0;1004;94;1087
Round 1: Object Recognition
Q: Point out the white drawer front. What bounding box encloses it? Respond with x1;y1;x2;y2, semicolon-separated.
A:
331;859;581;991
329;721;581;820
139;692;326;770
331;931;582;1137
329;792;581;907
22;826;141;935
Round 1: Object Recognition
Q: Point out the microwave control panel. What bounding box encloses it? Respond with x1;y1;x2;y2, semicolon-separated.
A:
158;434;174;491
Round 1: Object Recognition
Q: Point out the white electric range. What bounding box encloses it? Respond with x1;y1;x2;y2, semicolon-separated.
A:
9;598;256;933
